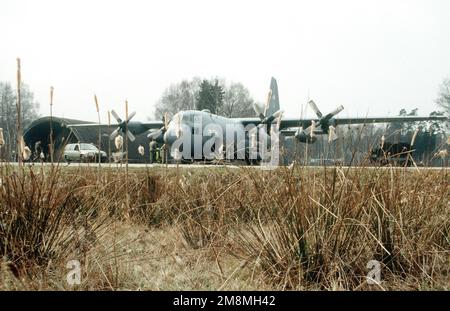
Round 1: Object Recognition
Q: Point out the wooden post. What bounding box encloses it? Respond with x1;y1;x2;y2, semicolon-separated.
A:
108;110;111;166
50;86;54;164
94;95;101;167
125;100;129;170
16;58;22;166
125;100;130;216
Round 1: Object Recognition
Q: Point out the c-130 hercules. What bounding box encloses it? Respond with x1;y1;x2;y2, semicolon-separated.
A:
69;78;447;164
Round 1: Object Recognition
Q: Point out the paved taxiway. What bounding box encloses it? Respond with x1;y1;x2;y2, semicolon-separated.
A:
6;162;448;171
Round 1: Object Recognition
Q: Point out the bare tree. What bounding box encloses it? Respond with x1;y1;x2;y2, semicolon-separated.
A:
152;77;257;119
153;77;201;119
436;78;450;115
218;81;255;118
0;82;40;158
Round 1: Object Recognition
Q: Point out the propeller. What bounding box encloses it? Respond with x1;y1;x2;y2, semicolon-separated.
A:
306;100;344;139
252;86;285;138
109;109;137;142
258;109;283;127
295;126;303;138
294;122;318;144
254;88;281;124
147;129;160;140
147;113;170;142
253;103;265;120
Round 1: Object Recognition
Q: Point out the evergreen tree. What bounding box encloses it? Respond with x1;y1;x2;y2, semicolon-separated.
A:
196;79;224;114
153;77;255;118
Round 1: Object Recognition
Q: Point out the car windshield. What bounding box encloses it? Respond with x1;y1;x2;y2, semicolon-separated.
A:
80;144;98;151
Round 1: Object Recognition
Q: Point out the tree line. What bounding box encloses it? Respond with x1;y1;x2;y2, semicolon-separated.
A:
153;77;256;119
0;82;40;159
0;75;448;163
290;108;447;166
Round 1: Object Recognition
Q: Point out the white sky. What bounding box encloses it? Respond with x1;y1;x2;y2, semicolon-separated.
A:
1;0;450;122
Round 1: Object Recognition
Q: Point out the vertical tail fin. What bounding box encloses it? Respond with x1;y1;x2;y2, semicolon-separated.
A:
264;77;280;117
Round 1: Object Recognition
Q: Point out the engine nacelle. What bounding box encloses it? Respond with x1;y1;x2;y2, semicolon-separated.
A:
319;117;337;133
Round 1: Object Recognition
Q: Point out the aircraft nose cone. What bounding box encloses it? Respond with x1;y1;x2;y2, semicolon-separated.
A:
163;129;177;146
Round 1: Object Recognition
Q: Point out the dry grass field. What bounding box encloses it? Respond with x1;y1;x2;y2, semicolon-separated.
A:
0;163;448;290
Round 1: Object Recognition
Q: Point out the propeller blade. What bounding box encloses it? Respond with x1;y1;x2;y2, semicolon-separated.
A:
295;126;304;138
261;109;283;124
327;105;344;118
273;109;283;119
127;111;136;122
328;125;338;142
253;102;265;120
111;110;122;123
127;130;136;142
110;127;120;140
147;128;162;140
308;100;323;118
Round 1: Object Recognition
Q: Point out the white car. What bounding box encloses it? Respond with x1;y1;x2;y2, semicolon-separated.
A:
63;143;107;163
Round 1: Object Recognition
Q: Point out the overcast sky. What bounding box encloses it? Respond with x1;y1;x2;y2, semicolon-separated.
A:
1;0;450;122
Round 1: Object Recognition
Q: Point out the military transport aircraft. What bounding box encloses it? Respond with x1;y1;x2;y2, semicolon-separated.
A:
68;77;447;163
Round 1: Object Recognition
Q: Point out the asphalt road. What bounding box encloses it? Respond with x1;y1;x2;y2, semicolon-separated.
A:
6;161;448;171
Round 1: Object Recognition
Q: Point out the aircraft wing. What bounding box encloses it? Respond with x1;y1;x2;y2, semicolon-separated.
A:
333;115;448;126
67;121;164;130
67;121;164;137
240;115;447;130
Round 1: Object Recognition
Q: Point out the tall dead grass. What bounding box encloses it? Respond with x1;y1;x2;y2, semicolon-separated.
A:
0;163;448;290
232;167;449;289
